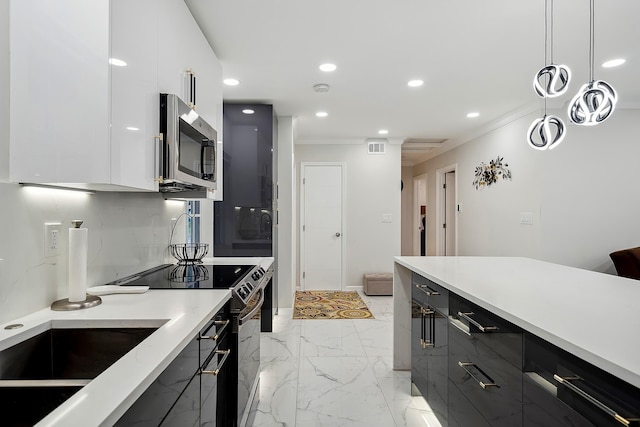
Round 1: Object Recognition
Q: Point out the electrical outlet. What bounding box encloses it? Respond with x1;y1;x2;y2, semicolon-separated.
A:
45;222;62;257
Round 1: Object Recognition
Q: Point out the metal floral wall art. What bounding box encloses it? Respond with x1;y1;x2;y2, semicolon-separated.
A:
472;156;512;190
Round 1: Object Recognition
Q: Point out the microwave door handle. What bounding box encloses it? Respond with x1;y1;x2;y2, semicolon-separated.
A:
200;142;206;176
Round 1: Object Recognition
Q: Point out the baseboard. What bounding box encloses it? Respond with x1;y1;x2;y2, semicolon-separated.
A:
346;285;363;292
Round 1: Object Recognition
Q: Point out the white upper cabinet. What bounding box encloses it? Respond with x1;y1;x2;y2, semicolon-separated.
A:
10;0;222;194
10;0;112;187
110;0;160;191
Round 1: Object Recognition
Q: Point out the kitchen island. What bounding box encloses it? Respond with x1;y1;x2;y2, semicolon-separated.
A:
393;256;640;426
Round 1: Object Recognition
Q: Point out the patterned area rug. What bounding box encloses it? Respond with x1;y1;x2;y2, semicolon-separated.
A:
293;291;375;319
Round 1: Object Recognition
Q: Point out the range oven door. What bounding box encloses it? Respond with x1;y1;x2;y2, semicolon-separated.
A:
236;288;264;427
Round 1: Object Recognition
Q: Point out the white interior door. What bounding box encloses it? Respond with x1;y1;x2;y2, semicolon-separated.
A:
444;171;456;255
301;163;344;290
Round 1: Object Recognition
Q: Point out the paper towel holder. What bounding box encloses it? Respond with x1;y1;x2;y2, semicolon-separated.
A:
51;220;102;311
51;295;102;311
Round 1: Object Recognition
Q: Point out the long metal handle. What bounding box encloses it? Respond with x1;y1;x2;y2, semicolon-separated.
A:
154;134;164;183
201;349;231;376
458;311;498;333
199;319;230;341
239;288;265;325
420;306;435;348
415;283;440;296
458;361;499;389
553;374;634;426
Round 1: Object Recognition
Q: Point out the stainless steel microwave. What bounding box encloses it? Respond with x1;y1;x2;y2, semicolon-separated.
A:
159;93;217;192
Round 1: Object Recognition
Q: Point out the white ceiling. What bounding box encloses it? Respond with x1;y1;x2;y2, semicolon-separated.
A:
185;0;640;165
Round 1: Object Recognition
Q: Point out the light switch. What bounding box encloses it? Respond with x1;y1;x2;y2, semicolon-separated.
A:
520;212;533;225
382;214;393;223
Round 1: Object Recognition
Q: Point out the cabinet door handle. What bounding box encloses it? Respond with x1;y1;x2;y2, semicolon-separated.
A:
202;349;231;376
420;306;435;348
199;319;230;341
415;283;440;296
154;134;164;183
458;361;499;389
553;374;634;426
458;311;499;333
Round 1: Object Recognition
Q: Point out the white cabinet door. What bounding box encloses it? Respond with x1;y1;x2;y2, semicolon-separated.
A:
110;0;159;191
10;0;111;184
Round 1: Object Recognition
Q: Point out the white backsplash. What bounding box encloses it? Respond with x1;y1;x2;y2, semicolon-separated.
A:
0;183;186;324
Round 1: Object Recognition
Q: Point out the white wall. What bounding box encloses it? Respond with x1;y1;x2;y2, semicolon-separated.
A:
295;143;401;287
413;109;640;273
276;116;296;308
0;4;187;324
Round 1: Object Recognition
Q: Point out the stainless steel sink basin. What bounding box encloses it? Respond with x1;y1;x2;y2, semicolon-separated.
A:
0;327;157;426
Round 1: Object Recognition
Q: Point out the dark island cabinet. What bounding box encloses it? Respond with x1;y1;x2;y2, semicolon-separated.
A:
411;273;449;425
524;332;640;427
410;272;640;427
448;293;523;427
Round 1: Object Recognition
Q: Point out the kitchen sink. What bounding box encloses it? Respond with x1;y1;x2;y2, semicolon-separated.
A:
0;326;158;426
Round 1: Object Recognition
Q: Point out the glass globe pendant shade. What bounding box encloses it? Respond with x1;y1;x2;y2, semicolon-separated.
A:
533;64;571;98
567;80;617;126
527;114;566;150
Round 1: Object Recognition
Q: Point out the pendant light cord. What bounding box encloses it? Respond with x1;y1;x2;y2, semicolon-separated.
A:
589;0;594;82
543;0;549;114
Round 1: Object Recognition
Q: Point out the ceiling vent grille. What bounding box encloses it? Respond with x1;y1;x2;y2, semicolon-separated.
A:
368;141;386;154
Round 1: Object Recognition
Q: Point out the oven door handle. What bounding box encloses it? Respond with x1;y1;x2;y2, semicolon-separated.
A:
239;288;265;326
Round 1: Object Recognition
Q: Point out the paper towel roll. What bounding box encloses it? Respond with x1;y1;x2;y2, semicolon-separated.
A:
68;225;88;302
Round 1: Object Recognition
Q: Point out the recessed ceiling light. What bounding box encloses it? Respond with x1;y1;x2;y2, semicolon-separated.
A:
316;111;328;117
466;112;480;118
242;109;255;115
602;58;626;68
319;63;337;72
407;79;424;87
378;129;389;135
223;78;240;86
109;58;127;67
126;126;140;131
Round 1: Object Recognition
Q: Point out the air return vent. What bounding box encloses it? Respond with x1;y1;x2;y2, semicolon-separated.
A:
368;141;386;154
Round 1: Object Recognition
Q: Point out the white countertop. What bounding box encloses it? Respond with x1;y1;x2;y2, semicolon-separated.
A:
395;256;640;389
0;290;231;427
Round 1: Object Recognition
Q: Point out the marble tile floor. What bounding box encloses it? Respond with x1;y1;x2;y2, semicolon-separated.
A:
248;292;443;427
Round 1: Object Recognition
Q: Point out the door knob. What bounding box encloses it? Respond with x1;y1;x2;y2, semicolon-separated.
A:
335;232;341;237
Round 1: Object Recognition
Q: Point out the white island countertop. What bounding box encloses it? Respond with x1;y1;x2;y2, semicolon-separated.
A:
393;256;640;389
0;289;231;427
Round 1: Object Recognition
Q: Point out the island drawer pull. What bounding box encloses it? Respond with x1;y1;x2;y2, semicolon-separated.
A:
457;311;499;333
420;306;435;348
553;374;635;426
415;283;440;296
199;319;230;341
202;349;231;376
458;361;499;389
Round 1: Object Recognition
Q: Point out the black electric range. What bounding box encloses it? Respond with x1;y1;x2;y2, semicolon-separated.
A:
117;263;253;290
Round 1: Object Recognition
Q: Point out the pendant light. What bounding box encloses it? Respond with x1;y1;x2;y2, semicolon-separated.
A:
567;0;617;126
528;0;568;150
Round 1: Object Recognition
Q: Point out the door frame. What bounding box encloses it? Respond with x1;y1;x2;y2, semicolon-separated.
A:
413;173;427;255
299;162;347;290
435;164;458;256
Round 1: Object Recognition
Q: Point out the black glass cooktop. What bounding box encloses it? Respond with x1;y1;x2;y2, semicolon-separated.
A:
120;264;254;289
